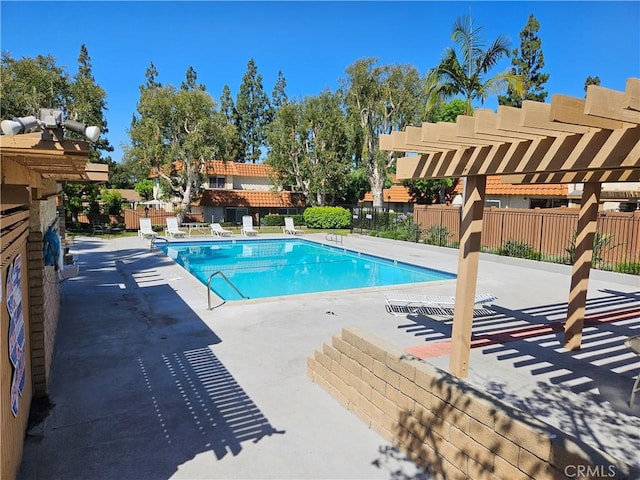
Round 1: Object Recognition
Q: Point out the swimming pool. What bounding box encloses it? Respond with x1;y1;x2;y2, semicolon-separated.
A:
160;239;455;300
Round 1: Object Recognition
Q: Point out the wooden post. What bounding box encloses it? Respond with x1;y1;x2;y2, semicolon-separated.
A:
450;175;486;378
564;182;601;350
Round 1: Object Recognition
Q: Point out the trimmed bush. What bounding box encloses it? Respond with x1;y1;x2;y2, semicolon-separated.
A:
303;206;350;229
263;214;305;227
263;214;285;227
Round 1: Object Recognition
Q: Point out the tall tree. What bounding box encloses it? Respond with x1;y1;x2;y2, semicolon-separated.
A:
341;58;424;207
433;15;523;115
584;75;601;95
498;14;549;107
0;52;69;119
218;85;242;161
271;70;288;109
127;66;225;219
67;44;113;161
266;90;351;206
235;59;271;163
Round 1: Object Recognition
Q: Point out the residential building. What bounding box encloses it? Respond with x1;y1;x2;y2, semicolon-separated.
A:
192;160;305;224
364;174;639;211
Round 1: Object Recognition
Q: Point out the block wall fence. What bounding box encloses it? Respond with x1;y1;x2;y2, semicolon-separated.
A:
307;327;632;480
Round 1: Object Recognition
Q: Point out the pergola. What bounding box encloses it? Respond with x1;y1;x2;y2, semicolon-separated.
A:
380;78;640;378
1;132;108;191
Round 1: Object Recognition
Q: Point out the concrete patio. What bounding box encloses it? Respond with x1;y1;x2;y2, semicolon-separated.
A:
17;233;640;479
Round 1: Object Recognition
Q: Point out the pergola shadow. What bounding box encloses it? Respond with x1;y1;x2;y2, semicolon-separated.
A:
20;239;285;480
396;289;640;470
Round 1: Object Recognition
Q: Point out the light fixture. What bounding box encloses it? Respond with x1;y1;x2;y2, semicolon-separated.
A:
1;115;39;136
0;109;101;142
63;120;101;142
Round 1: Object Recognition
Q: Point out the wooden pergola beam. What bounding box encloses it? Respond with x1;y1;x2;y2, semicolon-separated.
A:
449;175;487;377
383;78;640;379
585;84;640;124
502;168;640;184
624;78;640;111
550;94;624;129
564;183;601;350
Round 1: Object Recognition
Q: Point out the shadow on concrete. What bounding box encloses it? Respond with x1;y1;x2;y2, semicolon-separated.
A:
394;289;640;472
19;238;284;480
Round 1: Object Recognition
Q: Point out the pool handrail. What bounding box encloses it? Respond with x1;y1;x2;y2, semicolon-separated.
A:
208;271;248;309
151;236;169;250
326;233;343;245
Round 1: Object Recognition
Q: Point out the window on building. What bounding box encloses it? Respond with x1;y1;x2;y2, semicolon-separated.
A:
225;207;248;223
530;198;569;209
209;176;226;189
277;208;299;215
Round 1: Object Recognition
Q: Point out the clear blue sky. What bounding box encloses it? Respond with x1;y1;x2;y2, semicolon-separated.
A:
2;1;639;163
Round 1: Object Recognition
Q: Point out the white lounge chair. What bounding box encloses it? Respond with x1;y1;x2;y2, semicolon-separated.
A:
211;223;232;236
241;215;258;236
384;292;497;317
165;217;187;238
283;217;304;235
138;218;157;239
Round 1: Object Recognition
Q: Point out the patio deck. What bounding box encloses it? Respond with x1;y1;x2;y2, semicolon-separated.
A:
18;233;640;479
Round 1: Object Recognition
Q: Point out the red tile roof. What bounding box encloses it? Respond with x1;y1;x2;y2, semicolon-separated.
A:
453;176;568;196
203;160;271;177
363;185;414;203
197;189;305;208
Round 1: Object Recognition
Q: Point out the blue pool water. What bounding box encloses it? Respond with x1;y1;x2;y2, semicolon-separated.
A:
160;239;455;300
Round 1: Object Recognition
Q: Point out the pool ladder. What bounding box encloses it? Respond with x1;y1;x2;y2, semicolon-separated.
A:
208;271;248;309
325;233;343;245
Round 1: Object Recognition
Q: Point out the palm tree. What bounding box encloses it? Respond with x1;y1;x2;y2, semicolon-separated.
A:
433;15;523;115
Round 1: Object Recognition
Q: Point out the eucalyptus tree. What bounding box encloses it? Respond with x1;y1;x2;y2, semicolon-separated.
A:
266;90;351;206
341;58;425;207
235;59;271;163
498;14;549;107
433;15;523;115
127;66;226;219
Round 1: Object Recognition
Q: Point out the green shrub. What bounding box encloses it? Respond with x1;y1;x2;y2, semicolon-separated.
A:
392;212;423;243
368;230;378;237
263;214;285;227
100;189;123;215
565;231;620;267
498;239;540;260
303;206;351;229
378;230;408;241
613;262;640;275
424;224;451;246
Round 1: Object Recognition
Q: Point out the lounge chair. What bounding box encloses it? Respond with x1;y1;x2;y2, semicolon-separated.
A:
211;223;233;236
384;292;497;317
241;215;258;236
165;217;187;238
283;217;304;235
138;218;157;239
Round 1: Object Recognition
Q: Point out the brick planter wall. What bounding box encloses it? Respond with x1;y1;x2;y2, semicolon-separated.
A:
307;327;632;480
